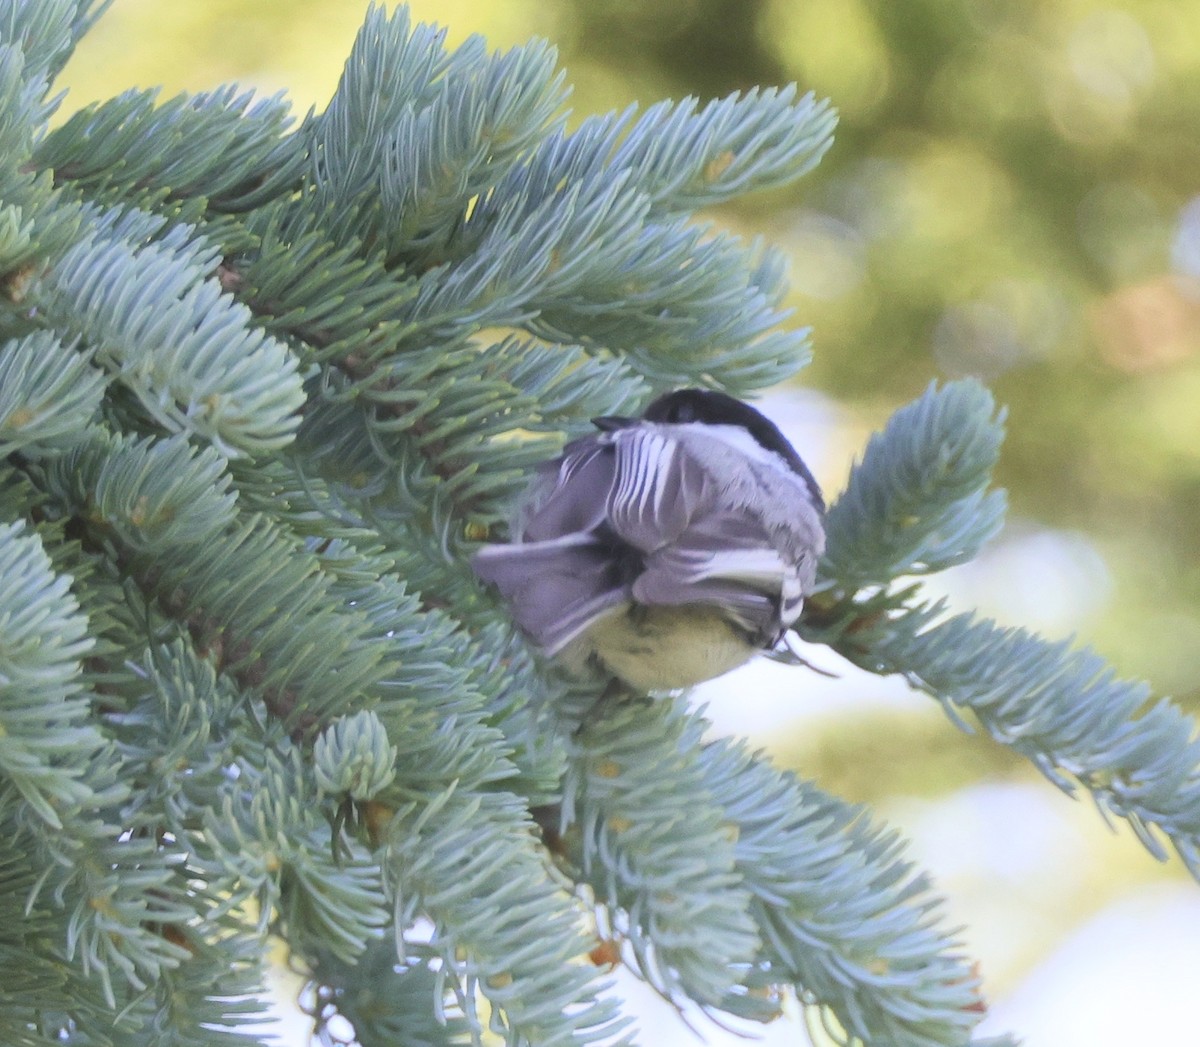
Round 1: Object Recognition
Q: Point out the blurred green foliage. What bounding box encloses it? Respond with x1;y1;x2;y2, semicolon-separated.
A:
60;0;1200;701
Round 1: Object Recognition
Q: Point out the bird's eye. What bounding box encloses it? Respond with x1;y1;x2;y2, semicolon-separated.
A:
672;403;695;423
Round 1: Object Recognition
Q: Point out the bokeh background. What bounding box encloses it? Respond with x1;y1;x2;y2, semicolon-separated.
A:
56;1;1200;1043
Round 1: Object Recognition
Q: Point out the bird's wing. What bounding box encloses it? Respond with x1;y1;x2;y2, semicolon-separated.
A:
629;509;801;639
606;428;812;637
472;436;629;654
472;426;819;654
470;533;629;654
520;437;614;542
605;427;710;550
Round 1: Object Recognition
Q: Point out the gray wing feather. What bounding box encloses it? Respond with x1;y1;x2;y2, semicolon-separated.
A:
520;441;613;542
608;427;817;638
607;429;710;551
472;437;628;654
471;534;628;654
632;513;801;638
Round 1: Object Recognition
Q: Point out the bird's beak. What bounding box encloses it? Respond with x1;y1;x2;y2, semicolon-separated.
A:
592;415;635;432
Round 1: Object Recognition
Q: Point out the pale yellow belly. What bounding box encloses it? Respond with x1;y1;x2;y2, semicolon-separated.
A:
565;605;757;691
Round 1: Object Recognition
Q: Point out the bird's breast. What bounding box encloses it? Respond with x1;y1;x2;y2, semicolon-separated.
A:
566;604;759;691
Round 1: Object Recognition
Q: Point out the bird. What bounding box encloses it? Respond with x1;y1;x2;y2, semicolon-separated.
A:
471;388;826;691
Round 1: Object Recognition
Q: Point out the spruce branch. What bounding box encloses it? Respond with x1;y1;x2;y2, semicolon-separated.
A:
117;643;392;967
555;694;997;1046
308;940;475;1047
874;609;1200;877
806;377;1200;889
1;0;108;90
0;25;84;287
309;4;568;263
17;770;198;1007
375;37;568;262
0;330;106;453
380;788;630;1047
598;86;836;213
0;520;100;824
0;0;72;125
821;380;1008;589
41;430;239;552
35;207;306;457
700;737;987;1047
98;937;272;1047
235;204;424;362
0;829;86;1045
561;696;762;1009
38;85;304;213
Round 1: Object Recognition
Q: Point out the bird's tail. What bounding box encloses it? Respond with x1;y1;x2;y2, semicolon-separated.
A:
471;536;631;655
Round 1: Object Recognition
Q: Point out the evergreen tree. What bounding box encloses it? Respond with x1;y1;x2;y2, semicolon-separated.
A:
1;2;1194;1045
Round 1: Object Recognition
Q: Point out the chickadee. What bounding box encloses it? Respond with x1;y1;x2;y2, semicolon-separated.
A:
471;388;825;691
